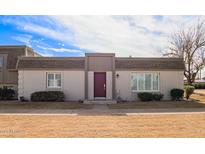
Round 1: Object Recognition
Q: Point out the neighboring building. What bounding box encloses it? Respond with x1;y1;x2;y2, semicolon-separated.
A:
15;51;184;102
0;46;40;92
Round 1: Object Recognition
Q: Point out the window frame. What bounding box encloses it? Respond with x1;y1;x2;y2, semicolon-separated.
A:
131;72;160;92
0;56;3;68
47;72;62;88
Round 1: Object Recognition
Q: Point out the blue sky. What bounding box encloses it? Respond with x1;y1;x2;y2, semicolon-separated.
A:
1;15;204;77
0;16;87;57
0;15;198;57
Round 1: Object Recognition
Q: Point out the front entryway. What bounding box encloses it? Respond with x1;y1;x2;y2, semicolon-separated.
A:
94;72;106;98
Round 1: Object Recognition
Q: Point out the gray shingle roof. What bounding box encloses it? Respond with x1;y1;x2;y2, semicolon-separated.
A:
17;57;184;70
0;46;25;69
0;45;41;69
115;58;184;70
17;57;85;69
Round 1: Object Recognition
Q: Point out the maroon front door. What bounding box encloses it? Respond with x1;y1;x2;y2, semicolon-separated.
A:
94;72;106;97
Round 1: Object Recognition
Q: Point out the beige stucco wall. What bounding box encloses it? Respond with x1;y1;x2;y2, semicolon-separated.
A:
86;54;115;72
115;70;184;101
88;71;112;100
88;71;94;100
18;70;85;101
106;71;112;100
18;69;183;101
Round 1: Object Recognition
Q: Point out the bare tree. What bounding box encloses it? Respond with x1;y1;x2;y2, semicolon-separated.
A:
164;20;205;84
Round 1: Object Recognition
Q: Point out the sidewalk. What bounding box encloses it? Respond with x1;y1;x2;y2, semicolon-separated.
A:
1;104;205;115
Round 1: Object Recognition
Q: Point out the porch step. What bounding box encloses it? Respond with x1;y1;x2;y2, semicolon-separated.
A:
84;100;117;104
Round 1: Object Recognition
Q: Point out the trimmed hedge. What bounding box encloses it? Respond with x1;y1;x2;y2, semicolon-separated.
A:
152;93;164;101
0;87;15;100
31;91;65;102
170;88;184;101
184;85;195;100
137;92;164;101
137;92;153;101
191;83;205;89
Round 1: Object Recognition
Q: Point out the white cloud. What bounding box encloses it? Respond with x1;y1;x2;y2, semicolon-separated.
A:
2;16;74;44
52;15;199;57
5;15;203;57
37;45;83;53
12;34;33;46
39;53;54;57
5;16;205;77
22;23;74;44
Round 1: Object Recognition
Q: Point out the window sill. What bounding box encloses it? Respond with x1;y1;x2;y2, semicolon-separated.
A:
132;90;160;93
46;87;62;90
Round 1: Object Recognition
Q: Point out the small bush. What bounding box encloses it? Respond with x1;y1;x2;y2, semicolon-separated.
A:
31;91;65;102
137;92;153;101
184;85;195;100
191;83;205;89
170;88;184;101
19;96;28;102
152;93;164;101
0;87;15;100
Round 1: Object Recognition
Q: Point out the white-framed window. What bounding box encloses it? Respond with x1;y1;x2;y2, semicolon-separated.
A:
47;73;61;88
0;56;3;67
131;72;159;92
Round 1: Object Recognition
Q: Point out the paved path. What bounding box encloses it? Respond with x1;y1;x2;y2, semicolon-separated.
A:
1;104;205;115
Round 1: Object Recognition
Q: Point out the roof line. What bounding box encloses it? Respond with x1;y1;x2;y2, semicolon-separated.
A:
0;45;29;48
18;57;85;60
116;57;183;60
18;56;183;59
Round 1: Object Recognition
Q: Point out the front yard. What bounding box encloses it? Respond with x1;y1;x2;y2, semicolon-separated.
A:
0;91;204;137
108;92;205;109
0;102;93;110
108;100;205;109
0;91;204;111
1;113;205;137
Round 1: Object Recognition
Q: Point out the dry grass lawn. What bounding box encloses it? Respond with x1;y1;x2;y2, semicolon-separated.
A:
108;94;205;109
0;114;205;137
191;93;205;102
194;89;205;95
0;92;204;138
0;102;93;109
108;93;205;109
108;101;205;109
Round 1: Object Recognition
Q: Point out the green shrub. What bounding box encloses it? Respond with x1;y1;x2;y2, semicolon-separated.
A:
152;93;164;101
137;92;153;101
184;85;195;100
0;87;15;100
19;96;28;102
31;91;65;102
191;83;205;89
137;92;164;101
170;88;184;101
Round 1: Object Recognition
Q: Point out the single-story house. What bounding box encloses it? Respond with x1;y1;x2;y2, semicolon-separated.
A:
0;46;184;102
15;51;184;102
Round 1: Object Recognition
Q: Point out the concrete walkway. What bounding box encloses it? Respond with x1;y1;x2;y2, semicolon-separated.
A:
1;104;205;115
